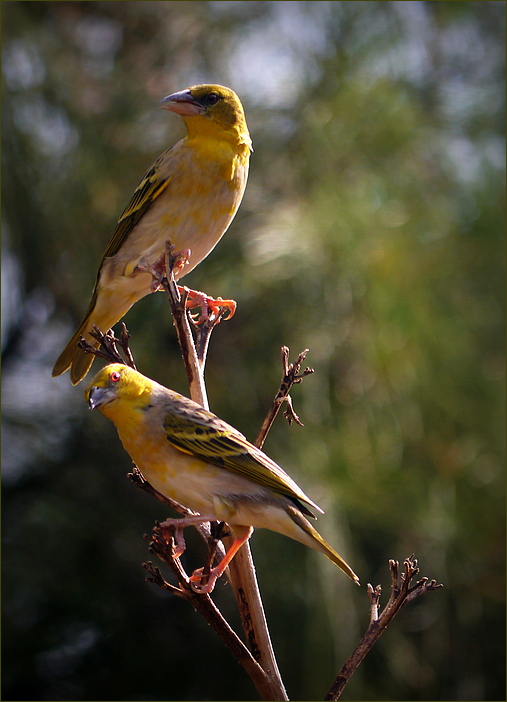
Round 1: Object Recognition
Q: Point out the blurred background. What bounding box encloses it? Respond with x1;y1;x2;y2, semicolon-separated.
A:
2;2;505;700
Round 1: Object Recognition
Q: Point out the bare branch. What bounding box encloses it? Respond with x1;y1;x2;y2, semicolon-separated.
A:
325;556;443;700
77;325;137;369
282;394;304;427
80;244;289;698
143;528;285;700
367;583;382;624
255;346;314;449
160;243;209;409
118;323;137;369
159;241;233;399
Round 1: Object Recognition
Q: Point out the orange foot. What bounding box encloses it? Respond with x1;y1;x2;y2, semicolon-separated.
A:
189;526;253;593
160;516;253;594
181;287;237;324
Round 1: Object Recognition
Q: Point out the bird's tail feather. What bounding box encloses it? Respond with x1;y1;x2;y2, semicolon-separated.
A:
287;505;360;585
52;306;98;384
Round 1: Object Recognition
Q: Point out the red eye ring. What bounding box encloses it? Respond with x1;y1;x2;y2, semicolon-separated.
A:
110;371;121;382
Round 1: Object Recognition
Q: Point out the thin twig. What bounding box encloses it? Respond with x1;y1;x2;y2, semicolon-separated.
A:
325;556;443;700
255;346;314;449
77;325;137;368
221;347;317;693
161;243;209;409
145;519;281;695
118;323;137;369
160;242;234;399
367;583;382;624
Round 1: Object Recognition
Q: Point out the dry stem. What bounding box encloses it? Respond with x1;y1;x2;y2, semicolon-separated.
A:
78;324;137;369
79;286;320;700
325;556;443;700
255;347;314;449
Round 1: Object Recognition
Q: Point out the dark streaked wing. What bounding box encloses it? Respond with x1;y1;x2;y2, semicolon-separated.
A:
163;408;323;516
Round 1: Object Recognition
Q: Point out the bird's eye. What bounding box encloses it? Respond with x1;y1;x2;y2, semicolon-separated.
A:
110;371;121;382
205;92;220;106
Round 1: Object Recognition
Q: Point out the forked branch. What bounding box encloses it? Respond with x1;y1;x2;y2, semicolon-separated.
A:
78;324;137;369
325;556;443;700
255;347;314;449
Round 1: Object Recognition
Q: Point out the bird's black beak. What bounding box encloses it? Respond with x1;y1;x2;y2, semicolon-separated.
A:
87;386;116;410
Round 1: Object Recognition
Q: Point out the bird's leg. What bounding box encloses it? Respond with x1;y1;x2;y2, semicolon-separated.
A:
134;247;191;292
159;514;217;559
131;256;163;291
136;241;236;321
190;526;253;594
183;288;237;324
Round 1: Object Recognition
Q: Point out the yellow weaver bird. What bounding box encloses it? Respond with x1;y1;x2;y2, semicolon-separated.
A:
53;84;251;385
85;364;360;593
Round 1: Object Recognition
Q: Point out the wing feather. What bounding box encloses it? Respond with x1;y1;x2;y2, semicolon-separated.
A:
163;408;323;516
100;152;172;263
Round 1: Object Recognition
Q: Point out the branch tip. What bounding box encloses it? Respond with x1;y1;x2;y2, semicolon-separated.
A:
325;556;443;700
77;325;137;369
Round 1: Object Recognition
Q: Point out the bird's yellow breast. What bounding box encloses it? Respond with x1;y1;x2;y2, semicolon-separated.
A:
100;137;248;286
102;397;226;514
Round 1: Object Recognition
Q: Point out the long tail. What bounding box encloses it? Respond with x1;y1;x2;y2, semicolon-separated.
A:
287;505;360;585
52;296;99;385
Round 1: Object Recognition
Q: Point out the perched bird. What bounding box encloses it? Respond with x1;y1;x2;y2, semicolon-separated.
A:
53;84;252;385
85;363;360;593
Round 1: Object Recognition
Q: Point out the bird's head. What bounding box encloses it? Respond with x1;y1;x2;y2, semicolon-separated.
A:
160;84;251;149
85;363;152;412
